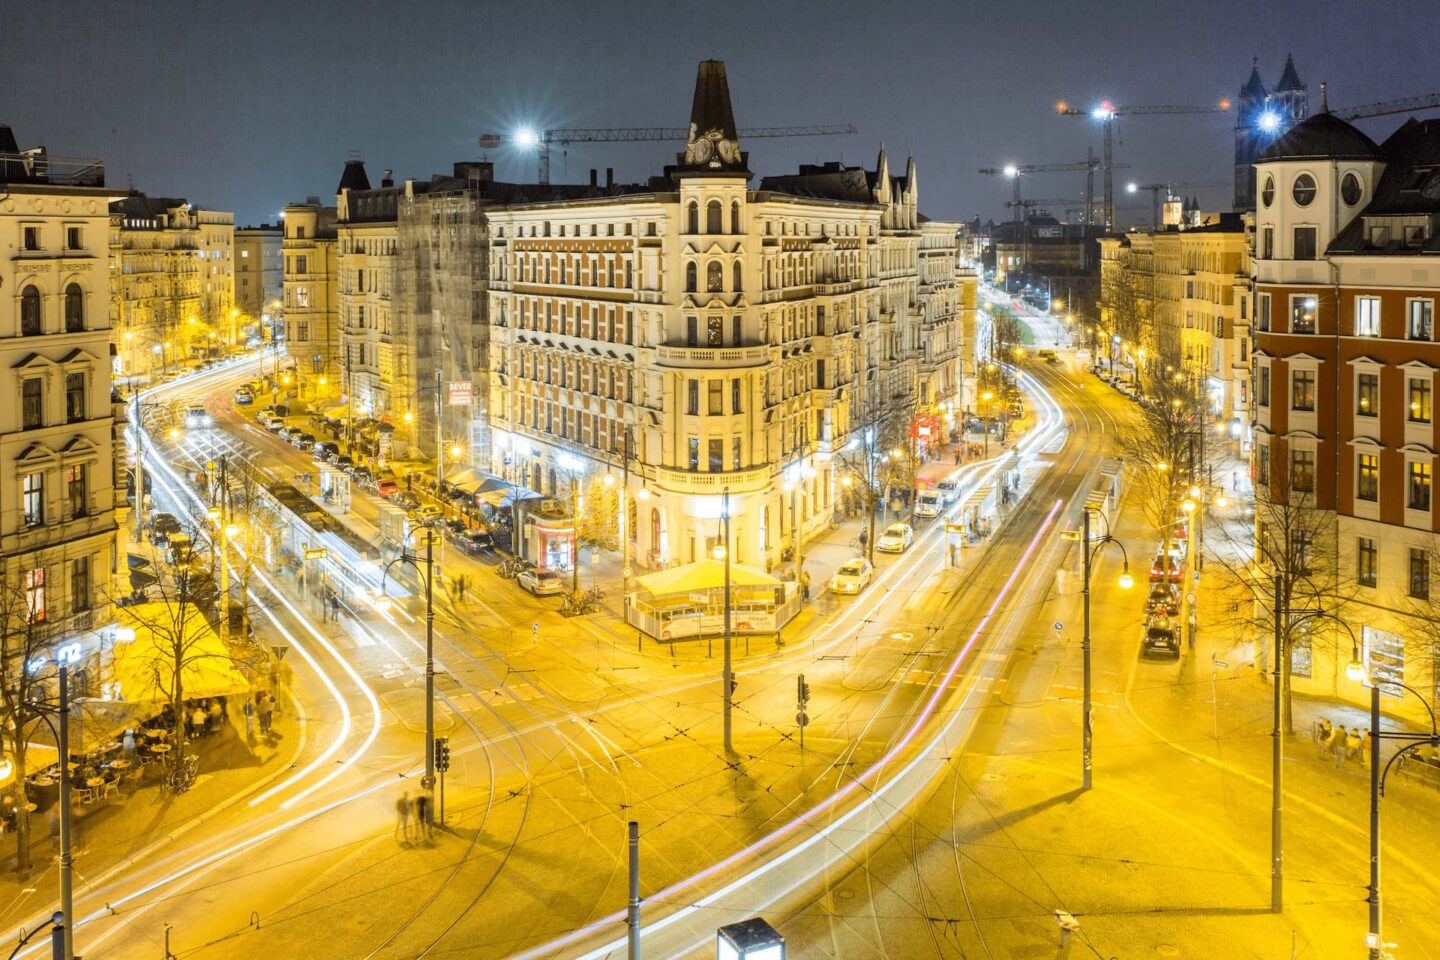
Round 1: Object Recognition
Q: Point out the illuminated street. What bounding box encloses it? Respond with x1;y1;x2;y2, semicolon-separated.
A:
5;6;1440;960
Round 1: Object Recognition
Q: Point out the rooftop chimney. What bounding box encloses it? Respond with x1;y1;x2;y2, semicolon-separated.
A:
606;167;614;189
589;168;597;187
382;168;394;188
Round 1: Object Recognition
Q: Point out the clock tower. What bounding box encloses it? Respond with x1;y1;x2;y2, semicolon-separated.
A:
676;60;749;176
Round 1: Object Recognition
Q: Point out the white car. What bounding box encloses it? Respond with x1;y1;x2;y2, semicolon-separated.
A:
915;491;942;519
184;404;211;428
936;479;959;503
829;558;874;595
876;523;914;553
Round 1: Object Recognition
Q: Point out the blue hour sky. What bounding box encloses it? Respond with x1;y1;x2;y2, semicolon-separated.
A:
4;0;1436;226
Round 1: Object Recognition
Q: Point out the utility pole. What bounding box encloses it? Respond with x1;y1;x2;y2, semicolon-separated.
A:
626;820;641;960
797;674;810;752
434;368;443;493
1271;572;1284;913
1082;509;1094;791
132;387;145;544
57;667;75;960
422;526;436;817
722;487;733;754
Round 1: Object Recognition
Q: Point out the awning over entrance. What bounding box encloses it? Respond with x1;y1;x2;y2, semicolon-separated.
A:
0;743;60;789
635;559;781;595
107;603;250;705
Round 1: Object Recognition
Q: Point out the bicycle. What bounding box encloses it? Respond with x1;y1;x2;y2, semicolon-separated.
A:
165;753;200;794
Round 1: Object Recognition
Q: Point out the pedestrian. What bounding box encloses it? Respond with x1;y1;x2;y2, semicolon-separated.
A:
190;704;207;740
954;448;961;466
243;697;255;740
1348;727;1365;765
330;593;341;621
207;698;223;732
395;790;412;842
800;570;811;602
858;530;868;551
257;693;273;735
414;792;432;841
1330;725;1348;770
456;574;466;603
1314;716;1333;757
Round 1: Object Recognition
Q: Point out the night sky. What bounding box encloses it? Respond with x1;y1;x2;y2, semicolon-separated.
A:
5;0;1436;228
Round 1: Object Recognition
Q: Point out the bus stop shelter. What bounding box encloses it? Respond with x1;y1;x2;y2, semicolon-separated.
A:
626;560;800;641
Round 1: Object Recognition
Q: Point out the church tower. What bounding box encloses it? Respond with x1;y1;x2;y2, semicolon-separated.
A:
1233;54;1309;212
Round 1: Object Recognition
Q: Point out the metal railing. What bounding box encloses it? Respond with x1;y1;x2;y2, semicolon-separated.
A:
0;152;105;187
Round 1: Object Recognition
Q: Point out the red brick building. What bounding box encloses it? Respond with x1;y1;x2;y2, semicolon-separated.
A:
1253;109;1440;713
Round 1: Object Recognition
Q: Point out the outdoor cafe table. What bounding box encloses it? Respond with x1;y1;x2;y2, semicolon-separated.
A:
148;743;171;755
84;777;104;789
106;759;131;772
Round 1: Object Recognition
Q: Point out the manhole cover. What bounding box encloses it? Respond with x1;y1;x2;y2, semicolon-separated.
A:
889;631;914;643
837;889;855;901
1156;946;1180;957
981;772;1005;782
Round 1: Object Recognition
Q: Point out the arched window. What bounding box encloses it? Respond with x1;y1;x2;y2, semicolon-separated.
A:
650;507;662;554
20;285;42;336
731;201;741;234
687;201;699;234
685;262;698;293
707;261;724;293
64;283;84;332
732;262;743;292
707;200;723;234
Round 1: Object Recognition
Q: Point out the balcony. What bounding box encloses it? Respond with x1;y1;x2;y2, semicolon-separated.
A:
656;343;770;368
656;464;771;495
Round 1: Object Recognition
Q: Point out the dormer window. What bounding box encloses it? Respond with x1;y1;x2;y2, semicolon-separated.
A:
1261;175;1275;207
1341;173;1363;206
1292;173;1317;206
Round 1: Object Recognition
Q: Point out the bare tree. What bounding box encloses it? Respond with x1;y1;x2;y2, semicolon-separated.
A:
1208;451;1343;733
0;568;56;874
1119;376;1200;555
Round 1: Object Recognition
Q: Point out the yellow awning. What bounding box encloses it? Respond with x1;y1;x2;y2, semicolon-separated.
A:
0;743;60;789
635;559;781;596
108;603;250;705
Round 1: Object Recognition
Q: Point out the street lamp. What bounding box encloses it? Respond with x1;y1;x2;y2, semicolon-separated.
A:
719;487;734;755
381;523;441;815
1081;506;1131;790
1345;642;1440;960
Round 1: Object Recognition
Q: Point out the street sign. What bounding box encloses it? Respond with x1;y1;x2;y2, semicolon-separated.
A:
1186;593;1196;605
1053;621;1063;632
1193;571;1200;583
447;381;473;406
304;547;329;560
796;712;809;728
271;644;290;661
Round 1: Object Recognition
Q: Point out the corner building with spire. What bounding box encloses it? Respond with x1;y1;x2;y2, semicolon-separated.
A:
1234;54;1309;211
483;60;959;575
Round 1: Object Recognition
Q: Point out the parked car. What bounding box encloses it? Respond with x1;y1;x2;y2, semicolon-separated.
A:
876;523;914;553
312;440;340;462
150;512;182;545
936;479;959;503
415;504;444;522
829;558;875;595
293;431;316;448
518;567;565;596
1141;617;1181;659
1146;581;1181;617
454;528;495;554
166;532;194;564
285;426;305;443
353;467;375;487
1149;552;1183;583
915;490;943;519
334;455;355;471
376;478;400;497
233;387;254;405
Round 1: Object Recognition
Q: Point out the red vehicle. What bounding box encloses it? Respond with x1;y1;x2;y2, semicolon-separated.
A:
376;478;400;497
1149;553;1182;583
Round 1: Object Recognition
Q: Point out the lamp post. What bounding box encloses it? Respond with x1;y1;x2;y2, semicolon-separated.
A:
381;524;439;807
1344;643;1440;960
720;487;734;755
1081;506;1132;790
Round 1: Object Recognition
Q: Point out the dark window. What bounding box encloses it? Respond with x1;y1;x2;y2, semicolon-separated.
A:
296;255;307;274
1257;365;1270;407
67;464;86;518
708;380;723;415
1357;373;1378;416
71;556;90;613
22;378;42;429
732;261;742;292
708;438;724;471
1291;449;1315;492
707;200;723;234
1294;227;1317;260
1357;453;1378;501
687;202;699;234
65;372;85;422
707;261;723;293
687;436;699;471
23;226;40;251
1256;444;1270;485
1261;176;1275;207
66;226;81;250
1409;460;1432;510
1257;293;1271;331
1411;548;1430;599
685;262;697;293
731;378;742;414
1357;538;1377;588
1410;300;1434;340
687;379;699;415
20;285;42;336
1341;173;1363;206
1291;530;1314;575
686;315;698;346
1292;173;1317;206
22;472;44;527
731;316;741;346
732;437;742;470
731;202;741;233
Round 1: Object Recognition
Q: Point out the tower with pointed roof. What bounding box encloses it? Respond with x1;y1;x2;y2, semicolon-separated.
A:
1233;55;1309;211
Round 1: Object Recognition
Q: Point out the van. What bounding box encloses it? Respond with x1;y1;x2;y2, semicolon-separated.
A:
1038;348;1058;364
915;490;943;519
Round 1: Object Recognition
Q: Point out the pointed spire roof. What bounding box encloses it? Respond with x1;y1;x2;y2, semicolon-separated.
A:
1276;53;1303;92
676;60;747;174
1241;57;1267;99
0;124;19;155
337;159;371;193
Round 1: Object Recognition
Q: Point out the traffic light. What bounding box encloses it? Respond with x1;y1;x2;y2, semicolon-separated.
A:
434;736;450;773
797;674;811;708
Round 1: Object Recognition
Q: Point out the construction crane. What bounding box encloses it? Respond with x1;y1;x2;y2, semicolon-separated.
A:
1056;100;1232;230
478;124;858;185
1335;91;1440;122
979;154;1125;225
1125;180;1231;228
